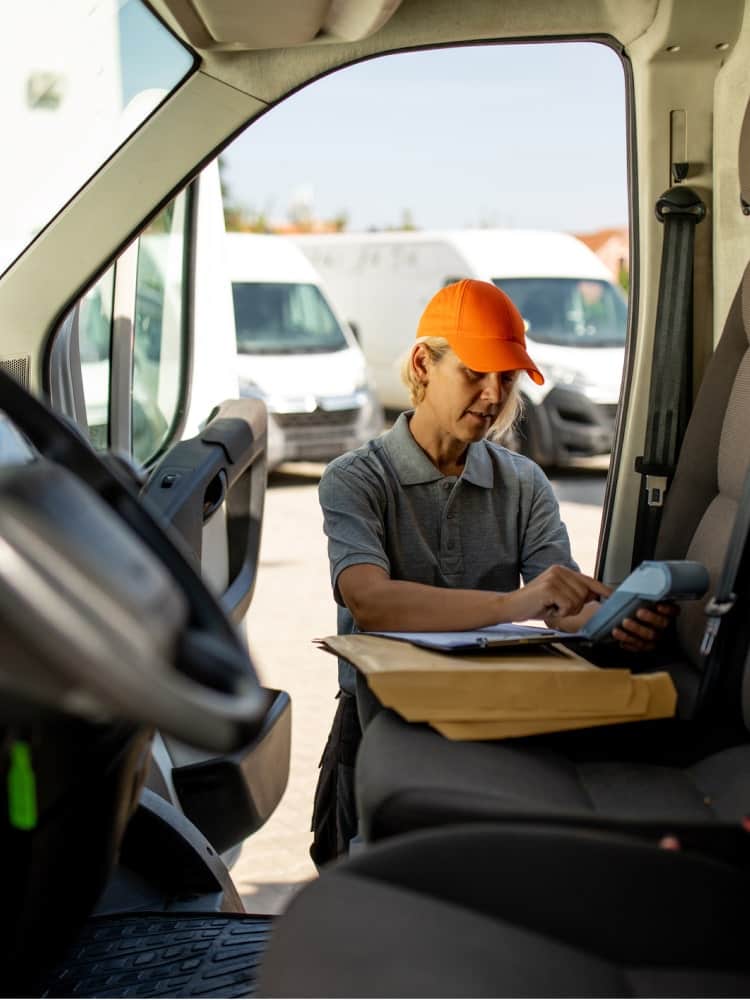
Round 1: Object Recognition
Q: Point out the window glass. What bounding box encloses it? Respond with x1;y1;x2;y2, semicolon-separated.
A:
1;0;194;275
0;414;36;466
492;278;627;347
79;269;115;449
132;192;189;464
232;282;348;354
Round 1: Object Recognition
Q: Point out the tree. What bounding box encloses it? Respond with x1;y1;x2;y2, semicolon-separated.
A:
400;208;417;231
617;257;630;293
218;155;251;231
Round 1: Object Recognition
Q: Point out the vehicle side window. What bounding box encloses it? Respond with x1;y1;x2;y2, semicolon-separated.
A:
79;269;115;450
132;191;190;464
61;187;192;464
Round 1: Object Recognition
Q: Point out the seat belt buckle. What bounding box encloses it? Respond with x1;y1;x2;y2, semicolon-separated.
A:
645;475;668;507
700;594;737;656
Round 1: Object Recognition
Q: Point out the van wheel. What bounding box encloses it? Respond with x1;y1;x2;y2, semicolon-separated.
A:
507;405;556;471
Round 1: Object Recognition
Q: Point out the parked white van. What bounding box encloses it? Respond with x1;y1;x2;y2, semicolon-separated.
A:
294;229;627;468
226;233;383;469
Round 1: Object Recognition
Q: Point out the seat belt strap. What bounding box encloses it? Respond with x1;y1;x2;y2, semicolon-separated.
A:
696;459;750;712
632;186;706;566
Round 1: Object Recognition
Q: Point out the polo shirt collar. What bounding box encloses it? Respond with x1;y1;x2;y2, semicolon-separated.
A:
384;411;495;488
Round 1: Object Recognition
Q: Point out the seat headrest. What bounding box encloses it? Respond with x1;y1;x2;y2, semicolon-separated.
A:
739;100;750;211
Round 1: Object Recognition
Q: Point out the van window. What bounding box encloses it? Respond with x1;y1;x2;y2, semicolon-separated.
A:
73;186;192;462
492;278;627;347
232;282;348;354
132;192;190;464
79;269;115;449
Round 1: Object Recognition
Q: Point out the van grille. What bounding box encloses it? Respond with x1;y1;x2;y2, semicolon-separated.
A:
271;406;365;463
274;408;359;429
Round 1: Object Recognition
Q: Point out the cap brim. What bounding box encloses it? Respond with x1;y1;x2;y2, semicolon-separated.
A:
447;335;545;385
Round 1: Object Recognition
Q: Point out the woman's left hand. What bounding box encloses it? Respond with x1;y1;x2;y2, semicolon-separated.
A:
611;601;680;652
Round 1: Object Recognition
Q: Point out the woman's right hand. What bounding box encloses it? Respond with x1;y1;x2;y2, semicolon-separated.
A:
504;565;611;625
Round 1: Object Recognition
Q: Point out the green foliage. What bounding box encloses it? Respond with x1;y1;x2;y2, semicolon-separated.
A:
618;261;629;292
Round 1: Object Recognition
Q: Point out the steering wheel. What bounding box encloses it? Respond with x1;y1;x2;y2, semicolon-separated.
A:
0;368;267;751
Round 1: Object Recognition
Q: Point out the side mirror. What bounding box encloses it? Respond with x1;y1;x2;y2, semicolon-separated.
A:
348;320;360;342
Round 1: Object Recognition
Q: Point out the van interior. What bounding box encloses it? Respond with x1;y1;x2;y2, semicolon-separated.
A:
3;0;750;996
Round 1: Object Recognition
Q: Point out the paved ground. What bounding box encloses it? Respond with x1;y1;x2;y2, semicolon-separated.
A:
234;460;607;915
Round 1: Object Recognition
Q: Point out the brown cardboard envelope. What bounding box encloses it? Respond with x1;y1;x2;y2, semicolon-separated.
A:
317;633;677;736
433;674;677;740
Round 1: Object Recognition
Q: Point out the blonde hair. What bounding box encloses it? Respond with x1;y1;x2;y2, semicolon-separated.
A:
400;335;524;439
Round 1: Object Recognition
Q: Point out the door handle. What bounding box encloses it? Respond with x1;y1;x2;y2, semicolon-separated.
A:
203;469;227;521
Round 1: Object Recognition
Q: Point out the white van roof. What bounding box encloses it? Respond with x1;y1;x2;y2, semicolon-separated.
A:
225;232;322;283
294;228;613;281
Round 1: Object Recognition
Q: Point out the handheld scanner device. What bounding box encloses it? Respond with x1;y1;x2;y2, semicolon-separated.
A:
582;560;710;643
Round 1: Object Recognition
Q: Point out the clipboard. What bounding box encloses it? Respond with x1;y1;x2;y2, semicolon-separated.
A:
368;621;579;652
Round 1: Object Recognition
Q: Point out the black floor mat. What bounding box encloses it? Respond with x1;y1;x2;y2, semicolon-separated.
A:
44;912;273;998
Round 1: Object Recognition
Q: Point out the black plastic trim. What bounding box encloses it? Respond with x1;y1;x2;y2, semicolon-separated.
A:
170;689;292;854
118;788;243;908
595;43;637;578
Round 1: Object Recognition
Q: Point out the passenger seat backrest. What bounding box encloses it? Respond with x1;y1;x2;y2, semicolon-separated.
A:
655;99;750;687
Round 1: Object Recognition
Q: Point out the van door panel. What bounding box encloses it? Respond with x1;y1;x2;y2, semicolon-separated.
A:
143;397;267;623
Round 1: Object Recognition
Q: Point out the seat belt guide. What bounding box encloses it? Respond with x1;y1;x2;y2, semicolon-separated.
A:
645;474;668;507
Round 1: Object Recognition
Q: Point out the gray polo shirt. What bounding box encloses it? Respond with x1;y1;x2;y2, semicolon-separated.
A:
319;411;578;692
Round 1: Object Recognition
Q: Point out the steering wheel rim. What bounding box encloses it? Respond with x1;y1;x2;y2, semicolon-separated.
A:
0;368;267;749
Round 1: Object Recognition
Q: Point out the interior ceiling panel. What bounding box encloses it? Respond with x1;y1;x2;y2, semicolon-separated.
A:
161;0;405;49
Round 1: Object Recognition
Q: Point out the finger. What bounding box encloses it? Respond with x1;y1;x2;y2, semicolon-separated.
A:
612;627;655;652
579;574;612;600
634;607;672;630
654;602;680;617
541;578;589;618
544;568;612;611
616;618;659;642
561;581;599;616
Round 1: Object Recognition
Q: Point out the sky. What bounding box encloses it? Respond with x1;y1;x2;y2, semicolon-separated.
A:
119;0;194;103
222;41;628;235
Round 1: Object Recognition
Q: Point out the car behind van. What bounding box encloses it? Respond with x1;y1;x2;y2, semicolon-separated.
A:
226;233;383;469
294;229;627;468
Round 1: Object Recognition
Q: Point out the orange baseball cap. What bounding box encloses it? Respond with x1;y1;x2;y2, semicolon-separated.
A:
416;279;544;385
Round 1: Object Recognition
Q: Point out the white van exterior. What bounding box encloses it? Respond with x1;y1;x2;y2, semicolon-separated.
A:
294;229;627;467
226;233;383;469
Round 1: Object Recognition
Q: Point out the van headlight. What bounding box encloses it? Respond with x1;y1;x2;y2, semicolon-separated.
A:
239;377;268;401
240;379;317;414
545;365;601;396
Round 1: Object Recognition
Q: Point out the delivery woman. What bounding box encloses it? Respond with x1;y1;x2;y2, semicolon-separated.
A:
311;279;673;863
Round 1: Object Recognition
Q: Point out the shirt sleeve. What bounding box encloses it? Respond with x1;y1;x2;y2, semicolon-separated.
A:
519;464;579;583
318;460;391;606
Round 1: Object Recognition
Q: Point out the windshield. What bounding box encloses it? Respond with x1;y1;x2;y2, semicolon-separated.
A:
1;0;194;275
492;278;627;347
232;282;349;355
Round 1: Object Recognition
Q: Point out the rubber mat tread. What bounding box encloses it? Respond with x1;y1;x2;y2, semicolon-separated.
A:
44;912;273;997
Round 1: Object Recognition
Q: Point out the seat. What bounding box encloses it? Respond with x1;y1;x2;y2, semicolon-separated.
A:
358;711;750;841
257;824;750;998
354;100;750;846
